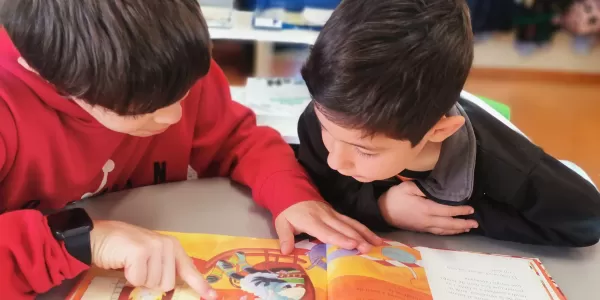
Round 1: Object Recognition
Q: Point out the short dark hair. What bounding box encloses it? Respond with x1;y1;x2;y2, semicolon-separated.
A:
1;0;211;116
301;0;474;146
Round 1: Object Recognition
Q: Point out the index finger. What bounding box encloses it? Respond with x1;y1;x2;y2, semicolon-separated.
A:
303;219;358;250
337;214;383;246
429;216;479;231
426;200;474;217
174;245;216;299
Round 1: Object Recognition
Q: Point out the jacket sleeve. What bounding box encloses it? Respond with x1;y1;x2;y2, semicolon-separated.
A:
471;152;600;247
189;61;323;217
296;106;393;231
0;129;88;298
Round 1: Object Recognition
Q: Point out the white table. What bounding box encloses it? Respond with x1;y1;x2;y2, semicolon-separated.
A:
41;179;600;299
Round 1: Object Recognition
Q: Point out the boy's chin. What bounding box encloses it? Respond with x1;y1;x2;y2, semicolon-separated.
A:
351;175;375;183
128;128;169;137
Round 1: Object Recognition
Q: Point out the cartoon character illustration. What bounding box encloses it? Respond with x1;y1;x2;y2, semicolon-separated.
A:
328;241;423;279
204;251;307;300
303;242;327;271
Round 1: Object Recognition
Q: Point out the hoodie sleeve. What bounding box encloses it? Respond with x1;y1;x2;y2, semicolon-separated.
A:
189;61;323;217
0;118;88;298
471;152;600;247
0;211;89;299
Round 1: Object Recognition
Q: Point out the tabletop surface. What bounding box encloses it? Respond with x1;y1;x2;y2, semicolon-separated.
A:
42;179;598;299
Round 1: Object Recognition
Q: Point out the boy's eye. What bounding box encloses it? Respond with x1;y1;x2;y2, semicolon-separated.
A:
354;147;377;158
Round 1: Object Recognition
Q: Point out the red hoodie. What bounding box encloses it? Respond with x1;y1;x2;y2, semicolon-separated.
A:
0;30;322;298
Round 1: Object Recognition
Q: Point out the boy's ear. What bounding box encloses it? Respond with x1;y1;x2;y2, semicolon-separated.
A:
425;116;465;143
17;57;39;75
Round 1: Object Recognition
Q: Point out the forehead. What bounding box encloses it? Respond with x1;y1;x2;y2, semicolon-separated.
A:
314;107;398;148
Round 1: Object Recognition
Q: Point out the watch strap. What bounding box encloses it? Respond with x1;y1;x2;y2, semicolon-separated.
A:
63;230;92;266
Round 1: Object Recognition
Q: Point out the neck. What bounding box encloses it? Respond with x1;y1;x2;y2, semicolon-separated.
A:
405;141;442;172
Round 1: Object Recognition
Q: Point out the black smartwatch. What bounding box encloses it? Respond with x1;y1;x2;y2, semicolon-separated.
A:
47;207;94;265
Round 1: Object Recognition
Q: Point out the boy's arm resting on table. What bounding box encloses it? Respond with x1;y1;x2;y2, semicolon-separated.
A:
0;140;88;298
190;61;323;217
297;109;393;232
471;152;600;247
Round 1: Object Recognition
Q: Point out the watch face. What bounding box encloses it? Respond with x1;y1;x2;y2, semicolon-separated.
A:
47;207;93;240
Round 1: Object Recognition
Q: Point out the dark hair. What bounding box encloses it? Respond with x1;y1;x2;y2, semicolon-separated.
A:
301;0;474;146
1;0;211;115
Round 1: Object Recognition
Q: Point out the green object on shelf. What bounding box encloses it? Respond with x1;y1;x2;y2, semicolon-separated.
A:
478;96;511;121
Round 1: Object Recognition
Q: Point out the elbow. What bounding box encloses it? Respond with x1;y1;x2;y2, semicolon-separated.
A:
551;221;600;248
560;233;600;248
557;191;600;247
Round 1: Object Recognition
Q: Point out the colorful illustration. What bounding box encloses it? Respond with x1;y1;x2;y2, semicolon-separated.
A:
66;232;565;300
326;241;433;300
67;233;328;300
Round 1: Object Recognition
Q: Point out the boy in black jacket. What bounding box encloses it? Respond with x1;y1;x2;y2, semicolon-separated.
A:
297;0;600;247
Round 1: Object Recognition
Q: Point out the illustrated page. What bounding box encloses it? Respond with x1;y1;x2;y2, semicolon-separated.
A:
67;233;328;300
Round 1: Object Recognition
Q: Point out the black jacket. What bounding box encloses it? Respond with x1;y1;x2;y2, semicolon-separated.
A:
297;97;600;247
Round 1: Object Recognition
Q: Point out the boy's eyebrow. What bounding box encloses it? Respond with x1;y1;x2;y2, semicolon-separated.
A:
319;123;382;152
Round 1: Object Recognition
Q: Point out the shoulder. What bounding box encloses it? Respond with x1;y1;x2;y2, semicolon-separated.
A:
458;98;542;199
459;98;542;173
0;63;20;145
192;60;229;95
298;104;323;147
0;95;18;179
185;60;233;111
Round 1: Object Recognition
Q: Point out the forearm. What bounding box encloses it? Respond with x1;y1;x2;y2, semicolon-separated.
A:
471;155;600;247
470;195;600;247
0;210;89;297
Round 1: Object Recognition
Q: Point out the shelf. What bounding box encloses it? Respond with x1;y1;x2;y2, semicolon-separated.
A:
205;8;319;45
473;32;600;74
204;7;600;75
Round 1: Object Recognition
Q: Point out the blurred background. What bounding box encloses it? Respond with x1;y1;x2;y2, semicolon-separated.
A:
202;0;600;185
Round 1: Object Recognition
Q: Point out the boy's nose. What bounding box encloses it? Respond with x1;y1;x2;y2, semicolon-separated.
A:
153;103;182;125
327;150;352;172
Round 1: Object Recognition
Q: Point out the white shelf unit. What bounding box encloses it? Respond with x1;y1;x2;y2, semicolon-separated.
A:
203;7;600;75
205;7;319;76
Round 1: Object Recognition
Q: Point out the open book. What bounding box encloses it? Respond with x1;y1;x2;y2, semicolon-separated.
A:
67;232;566;300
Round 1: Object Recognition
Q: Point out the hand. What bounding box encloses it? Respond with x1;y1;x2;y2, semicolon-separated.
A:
90;221;217;299
275;201;383;255
378;181;479;235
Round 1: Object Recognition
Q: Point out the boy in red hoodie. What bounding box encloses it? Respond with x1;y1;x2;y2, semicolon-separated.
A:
0;1;380;298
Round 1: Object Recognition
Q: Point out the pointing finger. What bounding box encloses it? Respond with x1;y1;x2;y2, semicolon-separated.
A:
338;213;383;246
429;216;478;231
303;218;357;250
174;245;216;299
275;218;296;255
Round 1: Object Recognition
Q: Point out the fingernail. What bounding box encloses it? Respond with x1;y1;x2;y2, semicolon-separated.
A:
469;208;475;214
208;289;217;299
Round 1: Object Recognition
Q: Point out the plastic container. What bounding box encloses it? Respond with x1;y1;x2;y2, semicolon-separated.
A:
198;0;237;28
252;0;288;30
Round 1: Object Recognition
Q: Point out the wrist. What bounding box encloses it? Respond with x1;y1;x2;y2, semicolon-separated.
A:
47;208;94;265
377;192;394;226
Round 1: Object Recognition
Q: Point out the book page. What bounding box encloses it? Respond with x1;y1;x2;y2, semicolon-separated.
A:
327;241;433;300
67;233;327;300
417;247;563;300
